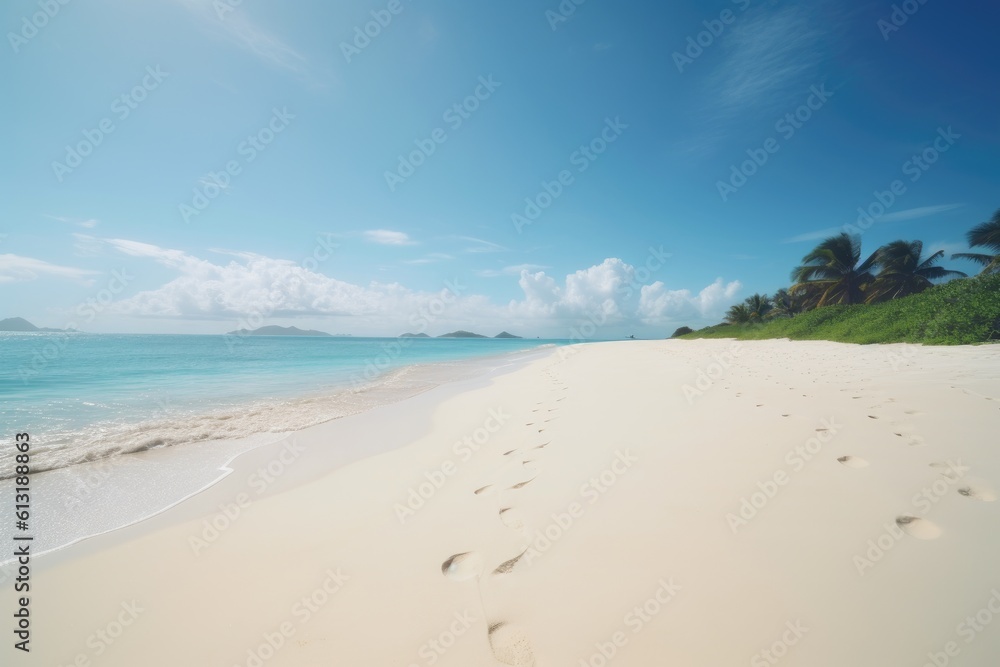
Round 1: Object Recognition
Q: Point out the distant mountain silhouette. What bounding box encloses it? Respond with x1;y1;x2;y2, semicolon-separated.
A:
399;332;431;338
0;317;77;332
226;325;331;337
494;331;522;338
437;330;488;338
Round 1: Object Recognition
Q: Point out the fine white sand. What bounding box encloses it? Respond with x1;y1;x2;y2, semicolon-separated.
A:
19;339;1000;666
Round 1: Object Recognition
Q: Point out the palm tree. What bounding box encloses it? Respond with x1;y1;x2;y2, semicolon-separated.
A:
725;303;752;324
867;240;967;302
744;293;774;321
952;209;1000;274
791;233;878;307
770;288;802;318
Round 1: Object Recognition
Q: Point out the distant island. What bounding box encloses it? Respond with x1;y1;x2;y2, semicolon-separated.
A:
226;325;331;337
398;330;523;338
433;331;524;339
0;317;77;333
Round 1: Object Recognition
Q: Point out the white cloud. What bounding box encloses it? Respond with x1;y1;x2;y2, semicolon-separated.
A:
364;229;417;246
638;278;742;323
87;238;738;334
0;254;100;284
45;214;98;229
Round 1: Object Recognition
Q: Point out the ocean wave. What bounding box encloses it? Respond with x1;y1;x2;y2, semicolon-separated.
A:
0;364;434;480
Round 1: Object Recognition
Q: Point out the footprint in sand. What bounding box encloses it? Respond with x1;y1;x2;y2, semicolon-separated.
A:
838;456;870;468
493;550;527;575
508;478;535;490
957;481;998;502
441;552;484;581
474;485;495;496
499;508;525;530
488;622;536;666
896;516;942;540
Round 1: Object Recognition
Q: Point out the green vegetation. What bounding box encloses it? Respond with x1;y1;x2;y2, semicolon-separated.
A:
682;211;1000;345
683;274;1000;345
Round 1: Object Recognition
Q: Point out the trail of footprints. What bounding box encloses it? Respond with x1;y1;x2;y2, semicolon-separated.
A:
439;362;569;665
834;387;996;542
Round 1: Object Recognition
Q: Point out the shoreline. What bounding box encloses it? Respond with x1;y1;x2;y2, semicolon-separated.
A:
9;339;1000;666
0;343;560;564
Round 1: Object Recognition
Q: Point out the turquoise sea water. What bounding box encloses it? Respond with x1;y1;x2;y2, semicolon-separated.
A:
0;333;563;478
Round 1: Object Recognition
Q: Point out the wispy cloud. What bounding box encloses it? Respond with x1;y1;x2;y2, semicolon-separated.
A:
364;230;417;246
0;254;99;284
705;7;829;120
783;204;965;243
403;253;453;265
879;204;963;223
454;236;508;253
45;214;98;229
782;226;845;244
477;263;550;278
175;0;309;75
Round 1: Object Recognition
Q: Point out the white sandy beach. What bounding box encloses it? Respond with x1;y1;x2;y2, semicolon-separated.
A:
16;339;1000;666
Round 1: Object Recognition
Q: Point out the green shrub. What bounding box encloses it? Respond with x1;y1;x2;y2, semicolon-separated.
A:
680;275;1000;345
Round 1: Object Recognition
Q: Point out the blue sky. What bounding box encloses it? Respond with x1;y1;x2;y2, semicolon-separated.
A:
2;0;997;337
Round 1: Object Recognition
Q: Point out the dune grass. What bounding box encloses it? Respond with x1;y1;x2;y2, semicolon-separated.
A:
680;274;1000;345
